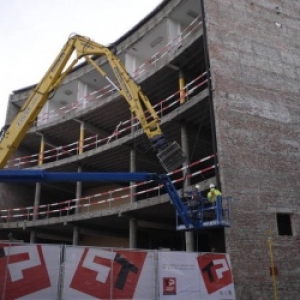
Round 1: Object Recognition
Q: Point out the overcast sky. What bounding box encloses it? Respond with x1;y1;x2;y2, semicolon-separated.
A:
0;0;163;127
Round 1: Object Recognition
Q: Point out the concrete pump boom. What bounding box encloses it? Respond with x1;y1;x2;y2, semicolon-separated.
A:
0;169;231;230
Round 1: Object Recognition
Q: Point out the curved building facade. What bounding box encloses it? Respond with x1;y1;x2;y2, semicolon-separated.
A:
1;0;299;298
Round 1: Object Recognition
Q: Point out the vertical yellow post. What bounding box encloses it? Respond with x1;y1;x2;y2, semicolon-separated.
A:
179;70;186;104
268;232;278;300
38;135;45;166
79;122;84;155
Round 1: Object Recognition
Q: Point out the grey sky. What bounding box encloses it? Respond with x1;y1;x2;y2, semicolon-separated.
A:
0;0;162;126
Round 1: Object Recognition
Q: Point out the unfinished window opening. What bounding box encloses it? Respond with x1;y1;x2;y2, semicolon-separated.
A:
276;213;293;236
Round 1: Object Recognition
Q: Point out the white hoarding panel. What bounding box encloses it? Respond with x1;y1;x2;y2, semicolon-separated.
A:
0;242;235;300
63;247;155;300
158;252;235;300
0;243;61;300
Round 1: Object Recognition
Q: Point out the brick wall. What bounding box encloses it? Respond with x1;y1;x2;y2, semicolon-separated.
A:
204;0;300;299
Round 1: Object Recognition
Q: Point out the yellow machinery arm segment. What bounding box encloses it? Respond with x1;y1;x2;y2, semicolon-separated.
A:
0;35;186;171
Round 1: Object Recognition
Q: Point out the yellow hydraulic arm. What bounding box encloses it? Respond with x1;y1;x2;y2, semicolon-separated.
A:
0;34;186;171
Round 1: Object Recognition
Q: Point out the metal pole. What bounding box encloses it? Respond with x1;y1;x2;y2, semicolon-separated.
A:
79;121;84;155
38;134;45;166
179;70;186;104
268;233;278;300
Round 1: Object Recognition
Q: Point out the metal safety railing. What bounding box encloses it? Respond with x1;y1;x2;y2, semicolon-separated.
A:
35;16;203;126
0;155;215;225
5;72;208;169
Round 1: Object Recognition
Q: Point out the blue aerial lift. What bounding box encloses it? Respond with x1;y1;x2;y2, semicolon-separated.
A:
0;169;230;230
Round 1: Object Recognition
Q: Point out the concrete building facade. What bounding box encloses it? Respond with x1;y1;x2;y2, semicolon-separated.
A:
0;0;299;299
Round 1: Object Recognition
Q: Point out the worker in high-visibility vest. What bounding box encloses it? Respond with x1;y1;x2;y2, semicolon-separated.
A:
207;183;221;203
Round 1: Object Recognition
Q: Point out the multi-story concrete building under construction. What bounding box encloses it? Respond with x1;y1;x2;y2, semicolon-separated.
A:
0;0;299;299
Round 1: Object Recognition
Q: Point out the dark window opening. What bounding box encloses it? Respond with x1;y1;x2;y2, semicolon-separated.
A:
277;213;293;236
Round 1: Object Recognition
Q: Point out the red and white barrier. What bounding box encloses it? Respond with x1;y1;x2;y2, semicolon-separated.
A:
5;71;207;169
0;244;61;300
0;243;235;300
0;156;215;222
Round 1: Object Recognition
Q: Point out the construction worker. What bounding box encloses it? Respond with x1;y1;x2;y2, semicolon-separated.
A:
193;184;205;203
184;184;203;208
183;184;204;219
194;184;201;194
207;183;221;204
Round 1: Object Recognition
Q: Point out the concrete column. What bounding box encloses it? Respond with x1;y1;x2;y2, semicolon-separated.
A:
76;122;84;209
30;182;42;243
76;165;83;213
129;145;138;248
179;70;194;251
73;121;85;245
73;165;82;245
73;226;79;246
33;183;41;221
30;134;45;243
130;148;136;203
30;229;36;243
129;218;137;249
181;121;194;252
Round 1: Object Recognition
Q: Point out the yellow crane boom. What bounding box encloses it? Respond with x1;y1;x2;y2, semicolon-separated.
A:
0;34;186;171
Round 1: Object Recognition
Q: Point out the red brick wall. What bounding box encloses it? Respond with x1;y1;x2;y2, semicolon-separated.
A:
204;0;300;299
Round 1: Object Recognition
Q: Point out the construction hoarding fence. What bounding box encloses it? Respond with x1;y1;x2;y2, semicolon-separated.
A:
0;242;235;299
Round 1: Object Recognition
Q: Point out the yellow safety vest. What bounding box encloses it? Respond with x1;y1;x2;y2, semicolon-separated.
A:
207;188;221;203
